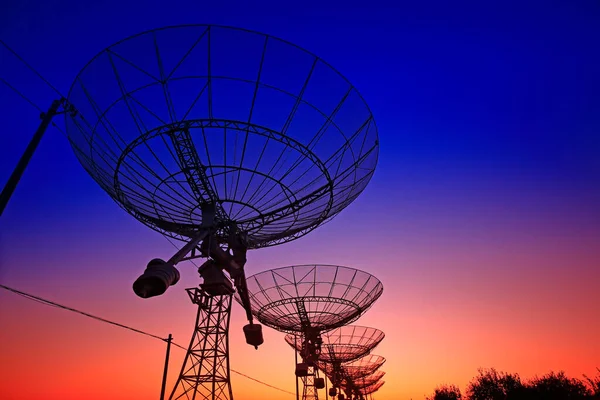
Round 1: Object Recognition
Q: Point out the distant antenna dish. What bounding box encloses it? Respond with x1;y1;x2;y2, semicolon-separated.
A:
241;264;383;333
307;325;385;363
343;371;385;400
240;265;383;400
286;325;384;400
356;379;385;397
350;370;385;389
318;354;386;382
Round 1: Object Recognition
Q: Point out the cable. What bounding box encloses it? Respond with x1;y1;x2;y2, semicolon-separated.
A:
0;284;165;341
233;369;296;395
0;77;44;113
0;283;295;396
0;40;71;140
0;76;69;139
167;340;294;395
0;40;65;98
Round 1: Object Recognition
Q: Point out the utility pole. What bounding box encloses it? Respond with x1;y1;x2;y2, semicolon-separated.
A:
295;342;300;400
0;99;65;217
160;334;173;400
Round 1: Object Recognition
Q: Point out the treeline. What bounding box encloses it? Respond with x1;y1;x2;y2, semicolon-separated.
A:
426;368;600;400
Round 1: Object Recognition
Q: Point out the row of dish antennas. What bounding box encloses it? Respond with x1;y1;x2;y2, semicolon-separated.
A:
293;331;366;400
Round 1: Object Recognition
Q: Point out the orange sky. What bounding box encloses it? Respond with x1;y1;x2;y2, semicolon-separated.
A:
1;216;599;399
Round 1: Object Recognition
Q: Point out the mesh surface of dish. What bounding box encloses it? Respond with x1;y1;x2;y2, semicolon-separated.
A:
285;325;385;362
238;265;383;333
360;380;385;395
317;354;386;380
64;25;379;248
349;370;385;389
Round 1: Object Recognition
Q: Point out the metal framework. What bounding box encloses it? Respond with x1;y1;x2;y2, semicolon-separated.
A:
361;380;384;395
348;370;385;390
287;326;385;364
288;326;384;400
241;265;383;333
348;378;385;399
239;265;383;400
317;354;386;384
64;24;379;249
169;287;233;400
58;24;380;400
302;364;319;400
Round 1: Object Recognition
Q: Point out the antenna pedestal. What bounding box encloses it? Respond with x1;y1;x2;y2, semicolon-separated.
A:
169;287;233;400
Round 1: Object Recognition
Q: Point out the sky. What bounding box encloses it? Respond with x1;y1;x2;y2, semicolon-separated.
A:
1;0;599;399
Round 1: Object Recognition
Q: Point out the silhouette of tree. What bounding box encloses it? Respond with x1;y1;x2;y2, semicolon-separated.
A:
426;384;462;400
428;368;600;399
527;371;591;400
466;368;525;400
583;368;600;398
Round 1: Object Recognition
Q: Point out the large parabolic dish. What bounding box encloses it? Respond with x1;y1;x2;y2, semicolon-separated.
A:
64;25;379;248
239;265;383;333
286;325;385;363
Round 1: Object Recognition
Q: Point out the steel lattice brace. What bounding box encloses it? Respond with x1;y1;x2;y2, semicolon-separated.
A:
301;365;319;400
169;128;230;225
169;288;233;400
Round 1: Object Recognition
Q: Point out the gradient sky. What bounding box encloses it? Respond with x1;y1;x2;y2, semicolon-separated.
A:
1;1;599;399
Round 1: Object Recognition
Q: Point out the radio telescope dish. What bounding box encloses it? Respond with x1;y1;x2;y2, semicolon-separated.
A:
339;371;385;400
242;266;382;400
285;325;384;400
286;325;385;363
357;380;385;396
352;370;385;389
64;24;379;249
240;265;383;333
317;354;386;381
313;339;385;399
285;325;385;395
340;354;386;379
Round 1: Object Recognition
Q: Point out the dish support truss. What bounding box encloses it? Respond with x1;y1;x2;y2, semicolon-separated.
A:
302;364;319;400
169;287;234;400
293;332;326;400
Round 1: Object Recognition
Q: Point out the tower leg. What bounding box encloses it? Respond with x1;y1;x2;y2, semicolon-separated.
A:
169;287;233;400
301;365;319;400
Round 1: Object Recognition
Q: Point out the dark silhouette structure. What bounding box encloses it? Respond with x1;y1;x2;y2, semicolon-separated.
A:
62;24;379;400
358;379;385;399
341;370;385;399
286;325;385;400
317;354;386;383
426;385;462;400
426;368;600;400
240;265;383;400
